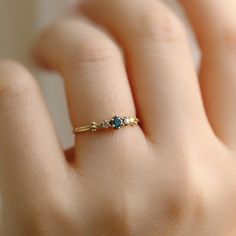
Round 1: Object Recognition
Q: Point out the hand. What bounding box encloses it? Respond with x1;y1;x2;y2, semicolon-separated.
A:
1;0;236;235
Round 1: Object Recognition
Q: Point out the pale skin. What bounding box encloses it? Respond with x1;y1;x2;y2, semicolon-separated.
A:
1;0;236;235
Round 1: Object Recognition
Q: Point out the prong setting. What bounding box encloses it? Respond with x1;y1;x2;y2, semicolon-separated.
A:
100;120;111;129
90;122;99;132
123;117;130;126
73;115;139;134
111;115;124;129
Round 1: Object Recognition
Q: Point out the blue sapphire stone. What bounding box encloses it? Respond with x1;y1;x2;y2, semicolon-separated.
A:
112;116;123;129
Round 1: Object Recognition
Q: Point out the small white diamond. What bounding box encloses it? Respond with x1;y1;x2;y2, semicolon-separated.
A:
123;117;130;126
101;120;110;129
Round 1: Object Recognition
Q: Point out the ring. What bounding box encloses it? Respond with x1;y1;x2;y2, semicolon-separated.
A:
73;115;140;134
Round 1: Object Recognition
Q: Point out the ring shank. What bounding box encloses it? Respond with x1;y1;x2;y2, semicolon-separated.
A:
73;115;139;134
73;125;91;133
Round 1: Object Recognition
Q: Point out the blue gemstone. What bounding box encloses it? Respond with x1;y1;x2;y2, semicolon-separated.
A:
113;116;123;129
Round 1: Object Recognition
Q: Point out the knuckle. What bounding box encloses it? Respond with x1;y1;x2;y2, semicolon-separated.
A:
165;185;204;224
26;211;55;234
0;60;37;101
26;197;75;235
69;37;119;68
42;19;121;71
135;7;185;43
153;176;206;233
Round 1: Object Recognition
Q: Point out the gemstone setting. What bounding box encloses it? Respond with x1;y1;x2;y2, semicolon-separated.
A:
123;117;130;126
90;122;98;132
74;115;139;133
111;115;124;129
100;120;111;129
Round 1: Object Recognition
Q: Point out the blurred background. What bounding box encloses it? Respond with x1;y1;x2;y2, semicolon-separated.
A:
0;0;198;149
0;0;78;149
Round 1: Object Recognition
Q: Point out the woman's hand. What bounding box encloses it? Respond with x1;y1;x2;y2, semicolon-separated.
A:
1;0;236;235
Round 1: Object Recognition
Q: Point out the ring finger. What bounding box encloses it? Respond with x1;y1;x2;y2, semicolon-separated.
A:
33;18;138;166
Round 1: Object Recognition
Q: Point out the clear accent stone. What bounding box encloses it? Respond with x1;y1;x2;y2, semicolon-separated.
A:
123;117;130;126
101;120;111;129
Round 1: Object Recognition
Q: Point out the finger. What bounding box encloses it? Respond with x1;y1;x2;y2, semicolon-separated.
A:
80;0;211;142
34;18;136;127
0;61;67;217
180;0;236;147
33;18;140;165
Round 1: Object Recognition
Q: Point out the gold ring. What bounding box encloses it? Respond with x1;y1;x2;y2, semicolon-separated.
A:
73;115;140;134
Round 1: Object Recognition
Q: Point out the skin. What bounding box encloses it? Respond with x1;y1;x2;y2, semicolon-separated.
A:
1;0;236;235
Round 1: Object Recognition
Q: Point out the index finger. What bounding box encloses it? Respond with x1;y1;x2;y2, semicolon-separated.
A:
0;61;67;215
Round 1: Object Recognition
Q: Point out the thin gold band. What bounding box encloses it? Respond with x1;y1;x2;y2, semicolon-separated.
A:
73;115;139;134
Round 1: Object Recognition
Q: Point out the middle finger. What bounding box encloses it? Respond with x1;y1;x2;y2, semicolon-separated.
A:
34;18;138;166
